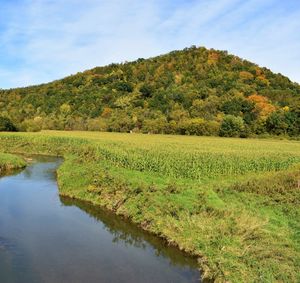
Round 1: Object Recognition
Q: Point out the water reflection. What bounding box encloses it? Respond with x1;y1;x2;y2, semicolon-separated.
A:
60;196;199;269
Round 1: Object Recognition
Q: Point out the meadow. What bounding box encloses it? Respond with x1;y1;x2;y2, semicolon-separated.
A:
0;131;299;282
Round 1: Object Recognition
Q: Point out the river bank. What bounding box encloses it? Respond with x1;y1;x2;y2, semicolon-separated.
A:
0;152;26;174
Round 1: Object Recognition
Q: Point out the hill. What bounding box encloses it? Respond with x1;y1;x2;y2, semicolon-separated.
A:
1;45;300;137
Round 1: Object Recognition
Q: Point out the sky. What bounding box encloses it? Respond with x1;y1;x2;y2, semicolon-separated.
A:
0;0;299;89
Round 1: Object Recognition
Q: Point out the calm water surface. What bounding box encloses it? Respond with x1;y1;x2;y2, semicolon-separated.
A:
0;156;200;283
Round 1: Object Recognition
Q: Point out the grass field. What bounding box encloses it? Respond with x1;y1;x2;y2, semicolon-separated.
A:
0;131;299;282
0;152;26;172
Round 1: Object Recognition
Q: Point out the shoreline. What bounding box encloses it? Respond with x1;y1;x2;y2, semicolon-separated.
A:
0;152;26;175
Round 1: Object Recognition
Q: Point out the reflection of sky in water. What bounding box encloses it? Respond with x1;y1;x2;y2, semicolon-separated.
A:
0;157;200;283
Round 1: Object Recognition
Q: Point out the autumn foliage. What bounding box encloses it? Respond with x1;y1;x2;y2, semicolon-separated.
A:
0;46;299;137
247;94;276;119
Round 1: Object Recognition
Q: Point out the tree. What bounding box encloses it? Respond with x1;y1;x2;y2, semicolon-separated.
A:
266;111;288;135
284;110;300;136
239;71;254;82
0;117;17;131
114;81;133;92
221;97;256;124
219;115;245;137
178;118;220;136
21;118;42;132
247;94;275;120
142;117;168;134
139;84;153;98
87;118;108;131
60;103;71;115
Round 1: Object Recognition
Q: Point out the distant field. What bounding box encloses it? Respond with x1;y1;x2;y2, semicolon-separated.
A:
0;131;299;282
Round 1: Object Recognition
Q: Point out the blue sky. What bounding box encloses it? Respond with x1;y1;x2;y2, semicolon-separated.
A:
0;0;299;88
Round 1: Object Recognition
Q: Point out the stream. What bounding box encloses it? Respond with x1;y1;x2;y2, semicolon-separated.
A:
0;156;200;283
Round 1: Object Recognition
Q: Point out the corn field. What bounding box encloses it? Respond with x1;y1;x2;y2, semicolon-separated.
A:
1;131;300;180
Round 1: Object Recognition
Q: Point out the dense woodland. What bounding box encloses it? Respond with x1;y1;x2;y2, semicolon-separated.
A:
1;46;300;137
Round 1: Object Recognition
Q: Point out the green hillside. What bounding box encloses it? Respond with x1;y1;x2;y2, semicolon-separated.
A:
1;46;300;137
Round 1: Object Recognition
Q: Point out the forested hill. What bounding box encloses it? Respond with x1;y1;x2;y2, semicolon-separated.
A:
1;45;300;137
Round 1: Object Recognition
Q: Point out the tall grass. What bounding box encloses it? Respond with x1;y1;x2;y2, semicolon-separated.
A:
0;152;26;171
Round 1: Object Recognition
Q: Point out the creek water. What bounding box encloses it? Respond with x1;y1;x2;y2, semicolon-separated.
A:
0;156;200;283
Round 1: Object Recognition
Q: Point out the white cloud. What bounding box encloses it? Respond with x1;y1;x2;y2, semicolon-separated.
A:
0;0;299;88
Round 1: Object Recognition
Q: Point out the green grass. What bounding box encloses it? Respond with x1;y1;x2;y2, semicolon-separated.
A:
0;131;299;282
0;152;26;172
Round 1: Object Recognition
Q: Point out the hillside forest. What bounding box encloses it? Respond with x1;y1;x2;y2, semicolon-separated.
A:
1;46;300;137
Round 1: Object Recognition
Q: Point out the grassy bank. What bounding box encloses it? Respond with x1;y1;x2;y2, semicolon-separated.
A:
0;131;299;282
0;152;26;173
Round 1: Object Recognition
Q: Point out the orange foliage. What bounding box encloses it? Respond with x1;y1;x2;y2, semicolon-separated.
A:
101;107;112;118
174;73;183;84
247;94;275;119
255;68;263;76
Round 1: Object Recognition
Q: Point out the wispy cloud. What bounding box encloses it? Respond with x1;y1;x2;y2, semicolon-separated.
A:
0;0;299;88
